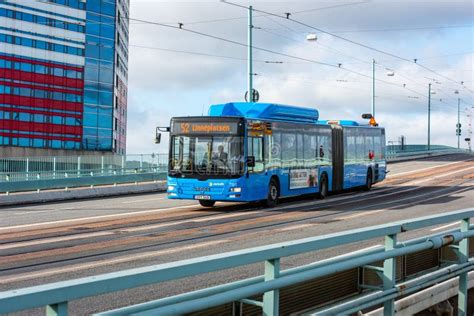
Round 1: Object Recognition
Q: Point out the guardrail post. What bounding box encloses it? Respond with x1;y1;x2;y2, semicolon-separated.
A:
458;218;470;316
140;154;143;171
77;156;81;177
101;155;104;175
53;157;56;179
263;258;280;316
383;233;397;316
46;302;68;316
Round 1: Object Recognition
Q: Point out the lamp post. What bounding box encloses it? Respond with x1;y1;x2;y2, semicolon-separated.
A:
372;59;376;117
457;97;461;149
247;5;253;102
427;83;435;151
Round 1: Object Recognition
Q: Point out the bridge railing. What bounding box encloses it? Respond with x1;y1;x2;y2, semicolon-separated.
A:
0;208;472;316
0;153;168;182
0;146;468;193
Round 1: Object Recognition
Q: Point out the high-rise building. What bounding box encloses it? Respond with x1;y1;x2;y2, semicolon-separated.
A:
0;0;129;157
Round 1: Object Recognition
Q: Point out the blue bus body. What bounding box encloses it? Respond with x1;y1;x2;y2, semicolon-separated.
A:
167;102;386;205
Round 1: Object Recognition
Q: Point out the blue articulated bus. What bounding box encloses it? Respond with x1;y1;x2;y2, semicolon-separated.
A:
163;102;386;207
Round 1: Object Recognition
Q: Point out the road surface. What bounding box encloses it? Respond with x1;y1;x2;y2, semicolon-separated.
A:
0;153;472;315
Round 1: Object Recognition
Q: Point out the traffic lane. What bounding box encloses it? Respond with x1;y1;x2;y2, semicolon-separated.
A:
0;192;202;228
2;187;472;315
1;161;472;257
386;153;472;176
2;176;472;287
0;153;471;228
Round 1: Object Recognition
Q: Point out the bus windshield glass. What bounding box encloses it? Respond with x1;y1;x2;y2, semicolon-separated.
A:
170;135;244;177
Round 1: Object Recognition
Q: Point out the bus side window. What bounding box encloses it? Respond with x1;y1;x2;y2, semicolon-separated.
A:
318;132;331;165
281;133;296;168
365;133;373;161
248;137;264;173
374;130;383;159
296;134;304;167
355;132;365;162
267;133;281;168
303;134;317;168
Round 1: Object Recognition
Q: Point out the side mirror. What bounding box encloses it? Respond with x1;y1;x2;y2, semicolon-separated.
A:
155;130;162;144
246;156;255;168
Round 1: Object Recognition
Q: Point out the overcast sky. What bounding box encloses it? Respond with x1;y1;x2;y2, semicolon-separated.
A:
125;0;474;154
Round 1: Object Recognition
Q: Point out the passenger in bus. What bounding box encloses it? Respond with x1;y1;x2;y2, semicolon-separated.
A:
215;145;228;163
319;145;325;158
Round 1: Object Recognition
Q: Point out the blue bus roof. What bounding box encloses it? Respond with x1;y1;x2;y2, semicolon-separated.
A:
209;102;319;124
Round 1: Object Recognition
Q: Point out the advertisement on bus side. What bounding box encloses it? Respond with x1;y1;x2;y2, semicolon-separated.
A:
289;168;318;189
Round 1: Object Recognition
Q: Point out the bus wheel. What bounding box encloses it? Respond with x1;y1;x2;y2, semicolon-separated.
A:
264;178;279;207
199;200;216;207
319;175;328;199
364;170;373;191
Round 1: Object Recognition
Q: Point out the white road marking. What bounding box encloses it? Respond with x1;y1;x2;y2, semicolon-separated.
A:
0;231;113;250
13;210;50;215
121;197;166;204
0;204;198;233
0;240;229;285
336;184;472;221
387;159;473;178
430;222;460;232
0;211;263;249
278;223;319;232
407;166;474;185
336;209;386;220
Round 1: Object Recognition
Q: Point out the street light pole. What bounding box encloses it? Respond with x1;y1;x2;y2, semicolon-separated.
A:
247;5;253;102
372;59;375;117
457;97;461;149
428;83;431;151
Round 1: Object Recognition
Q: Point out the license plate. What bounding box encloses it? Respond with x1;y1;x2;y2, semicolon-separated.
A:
195;195;211;200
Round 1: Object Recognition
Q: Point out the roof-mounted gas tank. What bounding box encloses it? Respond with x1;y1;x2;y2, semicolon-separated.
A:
208;102;319;123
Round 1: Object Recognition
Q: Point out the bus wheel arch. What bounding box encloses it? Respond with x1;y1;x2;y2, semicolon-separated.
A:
319;172;329;199
265;176;280;207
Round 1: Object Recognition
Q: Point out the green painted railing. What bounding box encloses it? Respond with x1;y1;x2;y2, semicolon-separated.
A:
0;209;472;315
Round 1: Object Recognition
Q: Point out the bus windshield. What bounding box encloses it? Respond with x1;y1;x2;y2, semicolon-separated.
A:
170;135;244;177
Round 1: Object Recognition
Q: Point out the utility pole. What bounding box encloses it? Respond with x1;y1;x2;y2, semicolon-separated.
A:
247;5;253;102
427;83;431;151
372;59;375;117
457;98;461;149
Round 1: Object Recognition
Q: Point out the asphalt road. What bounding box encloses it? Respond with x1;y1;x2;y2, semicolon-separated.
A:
0;153;473;315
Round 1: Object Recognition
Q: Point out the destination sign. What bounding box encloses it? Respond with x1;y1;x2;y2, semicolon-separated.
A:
172;121;240;135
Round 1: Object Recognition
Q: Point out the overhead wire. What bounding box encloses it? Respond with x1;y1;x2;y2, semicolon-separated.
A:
221;1;472;93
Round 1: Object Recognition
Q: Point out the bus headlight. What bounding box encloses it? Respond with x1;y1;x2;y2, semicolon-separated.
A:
168;185;176;191
230;187;242;193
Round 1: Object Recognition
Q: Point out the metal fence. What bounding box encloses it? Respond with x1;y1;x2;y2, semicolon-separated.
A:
0;208;472;316
0;146;468;193
0;153;168;182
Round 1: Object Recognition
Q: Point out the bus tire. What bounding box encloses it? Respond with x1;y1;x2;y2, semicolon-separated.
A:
199;200;216;207
364;169;373;191
319;174;328;199
264;178;279;207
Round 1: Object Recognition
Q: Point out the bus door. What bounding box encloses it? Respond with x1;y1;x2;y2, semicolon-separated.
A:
331;125;344;191
246;136;267;200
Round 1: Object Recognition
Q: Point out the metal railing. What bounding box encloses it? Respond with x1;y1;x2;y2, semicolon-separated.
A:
0;146;469;193
385;144;465;160
0;208;472;316
0;153;168;182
